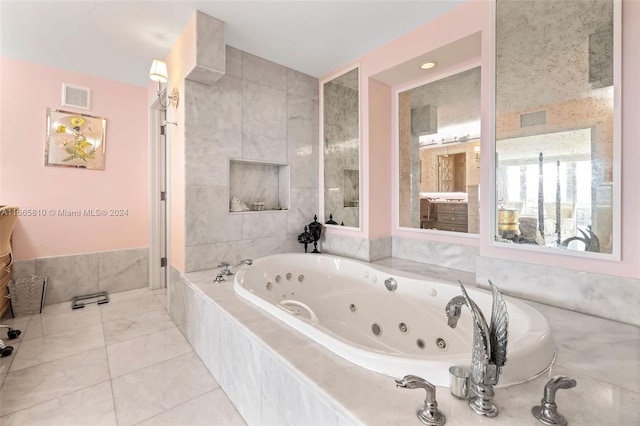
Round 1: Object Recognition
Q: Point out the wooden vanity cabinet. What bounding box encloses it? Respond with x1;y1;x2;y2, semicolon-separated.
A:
435;202;468;233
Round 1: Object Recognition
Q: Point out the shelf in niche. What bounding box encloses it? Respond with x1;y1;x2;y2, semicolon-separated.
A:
228;159;290;213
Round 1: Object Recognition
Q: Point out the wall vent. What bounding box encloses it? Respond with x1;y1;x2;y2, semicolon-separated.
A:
61;84;91;110
520;110;546;128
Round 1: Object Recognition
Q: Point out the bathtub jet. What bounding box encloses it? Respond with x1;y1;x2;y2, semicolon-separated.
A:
233;253;555;387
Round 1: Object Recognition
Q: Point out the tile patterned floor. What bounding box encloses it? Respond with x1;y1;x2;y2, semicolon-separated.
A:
0;288;246;426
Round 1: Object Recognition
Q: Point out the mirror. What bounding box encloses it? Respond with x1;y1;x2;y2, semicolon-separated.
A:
398;66;481;233
322;67;360;228
494;0;618;255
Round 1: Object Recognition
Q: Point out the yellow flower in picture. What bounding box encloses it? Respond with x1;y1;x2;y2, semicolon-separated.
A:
69;117;85;127
56;125;67;133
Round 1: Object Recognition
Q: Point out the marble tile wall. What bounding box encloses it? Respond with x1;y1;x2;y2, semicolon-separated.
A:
321;234;391;262
325;232;639;325
392;235;479;273
184;46;319;272
11;248;148;305
476;255;640;327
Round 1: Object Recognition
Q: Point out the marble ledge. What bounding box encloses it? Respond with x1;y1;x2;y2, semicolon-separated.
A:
181;260;640;426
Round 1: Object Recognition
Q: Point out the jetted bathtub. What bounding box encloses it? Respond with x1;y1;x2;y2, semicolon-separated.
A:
233;253;555;387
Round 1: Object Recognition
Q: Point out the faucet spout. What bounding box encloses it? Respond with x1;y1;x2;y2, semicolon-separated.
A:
230;258;253;268
444;281;509;418
213;258;253;283
445;295;466;328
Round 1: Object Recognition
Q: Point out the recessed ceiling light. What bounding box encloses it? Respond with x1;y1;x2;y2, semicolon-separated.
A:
420;62;437;70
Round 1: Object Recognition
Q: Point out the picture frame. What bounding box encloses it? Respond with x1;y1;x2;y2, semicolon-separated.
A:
45;108;106;170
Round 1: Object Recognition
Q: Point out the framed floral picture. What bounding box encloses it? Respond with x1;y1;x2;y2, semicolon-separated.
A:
45;108;106;170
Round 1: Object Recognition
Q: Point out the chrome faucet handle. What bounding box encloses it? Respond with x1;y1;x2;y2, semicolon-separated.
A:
395;375;446;426
532;375;577;426
216;262;233;275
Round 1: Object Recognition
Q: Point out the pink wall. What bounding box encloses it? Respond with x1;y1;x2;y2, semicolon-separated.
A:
367;78;392;238
321;0;640;279
0;57;149;259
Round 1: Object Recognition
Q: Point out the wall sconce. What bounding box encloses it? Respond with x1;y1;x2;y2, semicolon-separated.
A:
149;59;179;109
474;145;481;162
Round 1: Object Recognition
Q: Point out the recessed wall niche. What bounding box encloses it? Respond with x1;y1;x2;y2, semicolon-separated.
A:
228;159;290;212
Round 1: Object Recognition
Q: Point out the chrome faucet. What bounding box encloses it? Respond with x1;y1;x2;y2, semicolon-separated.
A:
214;258;253;283
532;375;577;426
395;375;446;426
445;280;509;418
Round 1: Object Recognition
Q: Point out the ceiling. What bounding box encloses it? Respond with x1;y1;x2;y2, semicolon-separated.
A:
0;1;465;87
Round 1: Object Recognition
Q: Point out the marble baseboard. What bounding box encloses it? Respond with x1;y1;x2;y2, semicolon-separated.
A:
476;255;640;327
321;233;370;261
12;248;148;306
320;234;393;263
321;233;478;272
369;236;392;261
322;235;391;262
392;235;479;273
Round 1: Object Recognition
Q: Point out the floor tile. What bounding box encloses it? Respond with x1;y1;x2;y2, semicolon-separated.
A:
103;309;174;346
0;342;19;375
0;348;110;416
42;300;97;316
10;323;105;372
107;287;154;304
111;352;218;426
137;389;246;426
23;308;102;340
0;316;30;343
100;293;164;321
106;326;192;378
153;288;167;308
0;380;117;426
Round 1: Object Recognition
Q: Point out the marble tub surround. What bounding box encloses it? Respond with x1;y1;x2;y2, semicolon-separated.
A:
0;287;245;426
184;46;319;273
476;255;640;327
322;233;392;262
392;235;479;273
372;257;475;284
174;261;639;425
185;234;300;272
11;247;149;305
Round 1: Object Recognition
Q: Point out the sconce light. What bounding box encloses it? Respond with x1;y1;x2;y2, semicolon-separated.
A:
149;59;179;109
474;146;481;162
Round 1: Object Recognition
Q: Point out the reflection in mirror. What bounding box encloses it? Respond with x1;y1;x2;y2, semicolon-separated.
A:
323;67;360;227
398;66;481;233
495;0;617;254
